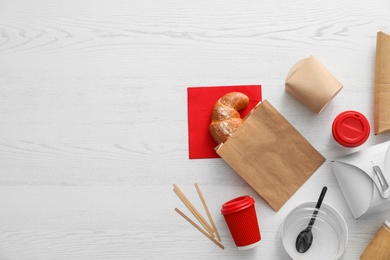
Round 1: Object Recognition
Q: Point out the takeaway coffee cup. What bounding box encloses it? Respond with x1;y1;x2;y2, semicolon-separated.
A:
332;110;370;148
360;220;390;259
221;195;261;249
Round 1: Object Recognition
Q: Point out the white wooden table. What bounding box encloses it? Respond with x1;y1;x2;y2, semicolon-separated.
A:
1;1;390;259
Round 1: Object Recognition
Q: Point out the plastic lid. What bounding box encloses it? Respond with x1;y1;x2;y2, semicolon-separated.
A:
332;111;370;147
221;195;255;215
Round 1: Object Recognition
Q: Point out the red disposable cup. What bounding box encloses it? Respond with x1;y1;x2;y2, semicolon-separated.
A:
332;110;370;148
221;196;261;249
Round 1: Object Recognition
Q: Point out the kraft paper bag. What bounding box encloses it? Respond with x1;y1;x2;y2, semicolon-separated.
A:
285;55;343;113
375;32;390;134
216;100;325;211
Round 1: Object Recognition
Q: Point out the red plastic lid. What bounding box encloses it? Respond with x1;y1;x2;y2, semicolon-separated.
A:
221;196;255;215
332;111;370;147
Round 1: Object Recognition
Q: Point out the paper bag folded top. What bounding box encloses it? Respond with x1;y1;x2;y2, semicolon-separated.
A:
285;55;343;113
374;32;390;134
216;100;325;211
332;141;390;219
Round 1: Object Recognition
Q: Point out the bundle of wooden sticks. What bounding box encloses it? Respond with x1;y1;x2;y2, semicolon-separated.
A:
173;183;224;249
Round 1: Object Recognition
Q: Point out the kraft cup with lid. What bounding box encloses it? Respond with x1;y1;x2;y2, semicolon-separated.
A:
221;195;261;250
332;110;370;148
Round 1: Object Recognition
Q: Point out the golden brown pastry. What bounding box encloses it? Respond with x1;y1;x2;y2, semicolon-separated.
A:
209;92;249;144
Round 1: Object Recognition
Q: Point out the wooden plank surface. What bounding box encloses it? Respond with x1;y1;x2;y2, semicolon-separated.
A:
1;0;390;259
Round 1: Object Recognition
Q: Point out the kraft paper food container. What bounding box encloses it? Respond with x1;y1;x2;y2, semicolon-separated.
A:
278;202;348;260
360;220;390;259
285;55;343;113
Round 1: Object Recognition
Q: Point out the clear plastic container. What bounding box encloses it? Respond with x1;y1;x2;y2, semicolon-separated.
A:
278;202;348;260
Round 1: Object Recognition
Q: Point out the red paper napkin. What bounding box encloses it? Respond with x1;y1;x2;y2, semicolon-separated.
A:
187;85;262;159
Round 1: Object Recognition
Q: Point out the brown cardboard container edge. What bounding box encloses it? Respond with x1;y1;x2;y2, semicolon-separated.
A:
375;31;390;134
216;100;325;211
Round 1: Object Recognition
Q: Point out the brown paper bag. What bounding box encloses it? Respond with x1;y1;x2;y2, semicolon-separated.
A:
285;55;343;113
375;32;390;134
216;100;325;211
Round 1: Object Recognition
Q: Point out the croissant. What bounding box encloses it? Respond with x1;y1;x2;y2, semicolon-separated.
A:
209;92;249;144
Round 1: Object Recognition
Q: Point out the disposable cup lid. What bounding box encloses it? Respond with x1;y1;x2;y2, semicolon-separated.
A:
221;195;255;215
332;111;370;147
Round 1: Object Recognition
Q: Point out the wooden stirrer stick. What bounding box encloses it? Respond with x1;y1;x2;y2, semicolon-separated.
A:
195;183;222;242
173;184;214;236
175;208;224;249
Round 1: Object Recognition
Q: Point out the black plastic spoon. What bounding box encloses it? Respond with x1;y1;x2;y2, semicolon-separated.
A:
295;186;328;254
